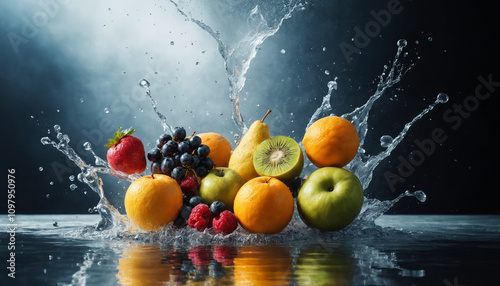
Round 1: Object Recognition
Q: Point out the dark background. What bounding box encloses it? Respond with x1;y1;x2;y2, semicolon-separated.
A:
1;0;499;214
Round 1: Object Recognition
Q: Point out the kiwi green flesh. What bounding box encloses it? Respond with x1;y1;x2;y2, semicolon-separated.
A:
253;136;304;182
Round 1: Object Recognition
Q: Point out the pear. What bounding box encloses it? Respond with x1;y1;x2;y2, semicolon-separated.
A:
229;110;272;182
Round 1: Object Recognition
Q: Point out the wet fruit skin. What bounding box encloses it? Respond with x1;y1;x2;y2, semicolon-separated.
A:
233;176;294;234
107;135;147;174
124;174;183;231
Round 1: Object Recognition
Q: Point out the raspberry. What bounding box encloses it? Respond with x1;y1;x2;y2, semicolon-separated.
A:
180;176;199;197
213;245;237;266
212;210;238;235
188;204;212;231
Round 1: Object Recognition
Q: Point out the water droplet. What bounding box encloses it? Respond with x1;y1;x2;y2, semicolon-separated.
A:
104;107;109;113
49;181;54;185
48;255;53;260
170;41;175;45
280;49;286;54
69;175;75;181
46;194;50;198
327;80;337;90
413;191;427;202
322;47;326;51
397;39;407;48
56;109;60;113
54;125;61;133
41;137;51;145
70;184;78;191
139;79;150;88
53;221;58;227
83;142;92;151
80;98;84;103
436;93;449;103
380;135;394;148
324;70;330;75
39;167;44;171
427;37;433;42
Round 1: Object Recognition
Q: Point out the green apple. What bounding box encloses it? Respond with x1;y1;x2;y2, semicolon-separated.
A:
199;167;245;211
297;167;363;231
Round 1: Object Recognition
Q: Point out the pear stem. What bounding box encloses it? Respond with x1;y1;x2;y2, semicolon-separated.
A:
261;110;272;123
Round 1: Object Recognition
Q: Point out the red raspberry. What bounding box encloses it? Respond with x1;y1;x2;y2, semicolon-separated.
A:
188;245;212;268
188;204;212;231
180;176;199;197
212;210;238;235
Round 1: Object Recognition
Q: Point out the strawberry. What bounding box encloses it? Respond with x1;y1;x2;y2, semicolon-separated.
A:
105;127;146;175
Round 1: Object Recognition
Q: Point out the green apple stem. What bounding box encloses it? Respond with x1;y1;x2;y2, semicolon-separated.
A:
261;110;272;123
217;168;225;177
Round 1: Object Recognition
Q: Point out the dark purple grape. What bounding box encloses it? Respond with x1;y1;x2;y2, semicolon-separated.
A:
180;153;193;167
166;140;178;152
178;140;190;154
197;145;210;157
200;157;214;170
161;157;175;174
174;154;182;166
189;135;202;149
151;162;162;174
171;166;186;181
173;127;186;142
159;134;172;146
190;156;200;169
147;148;162;162
161;144;175;157
195;166;208;177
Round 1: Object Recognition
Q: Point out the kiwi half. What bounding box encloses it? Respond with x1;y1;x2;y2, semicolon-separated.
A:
253;136;304;182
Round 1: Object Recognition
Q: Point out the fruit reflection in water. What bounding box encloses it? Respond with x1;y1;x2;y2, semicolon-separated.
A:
116;244;170;286
295;245;354;286
233;245;293;285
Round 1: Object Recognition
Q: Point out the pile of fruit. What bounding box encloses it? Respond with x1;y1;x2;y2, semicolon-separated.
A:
106;110;364;235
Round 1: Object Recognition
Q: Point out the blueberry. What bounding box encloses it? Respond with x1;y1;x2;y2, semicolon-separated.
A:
189;196;203;207
210;201;225;216
173;216;185;228
183;193;190;205
189;135;202;149
197;145;210;157
180;153;193;167
200;157;214;170
173;127;186;142
171;166;186;181
147;148;162;162
161;157;175;174
181;205;193;220
178;141;191;154
195;166;208;177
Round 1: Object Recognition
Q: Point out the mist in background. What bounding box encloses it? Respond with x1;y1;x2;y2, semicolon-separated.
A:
1;0;498;214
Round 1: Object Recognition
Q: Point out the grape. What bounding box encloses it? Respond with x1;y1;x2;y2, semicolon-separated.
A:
195;166;208;177
166;140;178;152
174;154;181;166
161;157;175;174
178;140;190;154
171;166;186;181
158;134;172;146
181;205;193;220
147;148;162;162
151;162;162;174
197;145;210;157
200;157;214;170
189;135;202;149
180;153;193;167
161;144;175;157
173;127;186;141
190;156;200;169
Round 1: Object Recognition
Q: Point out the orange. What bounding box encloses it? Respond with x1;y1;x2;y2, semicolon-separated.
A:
124;174;183;231
198;132;233;167
233;176;294;234
302;116;359;168
233;245;293;285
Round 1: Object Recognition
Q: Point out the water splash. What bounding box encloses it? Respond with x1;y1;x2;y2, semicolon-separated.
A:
139;79;174;134
169;0;305;134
